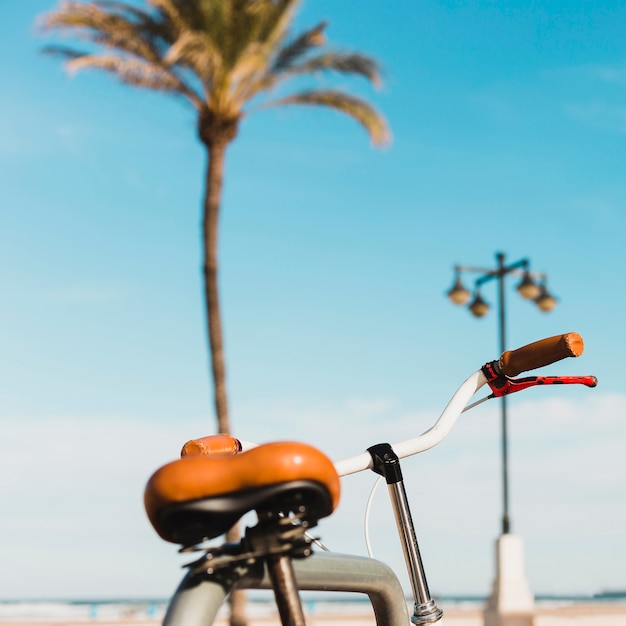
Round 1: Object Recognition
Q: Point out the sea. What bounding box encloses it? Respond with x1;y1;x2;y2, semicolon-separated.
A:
0;593;624;622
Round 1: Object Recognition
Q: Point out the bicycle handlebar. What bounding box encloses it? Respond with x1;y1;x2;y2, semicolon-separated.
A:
334;370;487;476
334;331;591;477
498;331;583;377
183;332;594;479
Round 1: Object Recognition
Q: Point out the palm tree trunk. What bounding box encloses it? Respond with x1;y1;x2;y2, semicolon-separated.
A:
226;528;248;626
203;139;230;434
203;140;247;626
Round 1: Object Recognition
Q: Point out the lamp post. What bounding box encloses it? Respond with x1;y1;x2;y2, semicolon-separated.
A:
447;251;556;533
447;251;557;626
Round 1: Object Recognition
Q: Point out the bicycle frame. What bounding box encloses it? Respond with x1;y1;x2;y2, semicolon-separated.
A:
163;552;411;626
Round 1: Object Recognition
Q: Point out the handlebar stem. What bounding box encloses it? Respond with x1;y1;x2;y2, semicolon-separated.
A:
367;444;443;624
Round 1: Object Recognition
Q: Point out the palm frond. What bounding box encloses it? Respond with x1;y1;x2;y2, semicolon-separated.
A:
272;21;327;73
281;52;383;87
163;30;221;82
66;54;183;91
232;48;382;110
264;89;390;146
248;0;299;54
91;0;154;24
40;1;160;62
188;0;301;117
41;44;86;60
145;0;188;33
214;1;309;113
40;0;205;108
216;0;297;73
39;0;390;145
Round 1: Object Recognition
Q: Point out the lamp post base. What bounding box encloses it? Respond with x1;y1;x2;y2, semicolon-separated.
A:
483;534;535;626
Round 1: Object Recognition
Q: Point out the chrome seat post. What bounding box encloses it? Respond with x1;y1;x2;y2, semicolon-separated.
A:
367;444;443;625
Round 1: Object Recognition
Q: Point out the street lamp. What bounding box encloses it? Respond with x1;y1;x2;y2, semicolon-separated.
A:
447;252;558;626
446;251;557;534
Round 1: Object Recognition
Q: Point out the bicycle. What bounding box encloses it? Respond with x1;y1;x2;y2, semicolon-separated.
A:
144;332;597;625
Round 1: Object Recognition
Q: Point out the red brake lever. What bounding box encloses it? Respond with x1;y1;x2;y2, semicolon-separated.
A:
481;361;598;398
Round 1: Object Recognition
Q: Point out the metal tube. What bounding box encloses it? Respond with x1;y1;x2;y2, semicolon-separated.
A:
277;552;412;626
497;252;511;535
266;554;307;626
162;571;227;626
164;552;411;626
388;481;430;603
366;443;442;623
387;482;443;624
501;395;510;534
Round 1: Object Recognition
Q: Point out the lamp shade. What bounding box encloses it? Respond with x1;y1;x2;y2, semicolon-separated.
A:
516;271;541;300
535;285;557;312
447;276;471;305
469;292;490;317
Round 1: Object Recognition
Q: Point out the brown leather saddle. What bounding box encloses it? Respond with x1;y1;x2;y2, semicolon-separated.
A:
144;436;341;547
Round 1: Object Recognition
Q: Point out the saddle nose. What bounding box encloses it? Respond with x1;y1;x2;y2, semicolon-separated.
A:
144;440;341;545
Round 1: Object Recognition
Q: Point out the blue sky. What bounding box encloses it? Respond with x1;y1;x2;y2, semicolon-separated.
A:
1;0;625;602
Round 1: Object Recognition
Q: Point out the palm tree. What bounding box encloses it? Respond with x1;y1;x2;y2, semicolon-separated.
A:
39;1;389;623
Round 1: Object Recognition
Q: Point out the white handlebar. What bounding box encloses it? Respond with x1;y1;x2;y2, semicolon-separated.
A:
333;370;488;477
237;370;488;478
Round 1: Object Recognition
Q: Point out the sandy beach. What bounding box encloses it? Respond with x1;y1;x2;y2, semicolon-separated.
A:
213;602;626;625
1;602;625;626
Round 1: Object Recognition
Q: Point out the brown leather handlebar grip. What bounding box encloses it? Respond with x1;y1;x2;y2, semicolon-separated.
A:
181;434;242;457
499;332;584;377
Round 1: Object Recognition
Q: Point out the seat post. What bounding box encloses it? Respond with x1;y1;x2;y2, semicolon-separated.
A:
266;553;307;626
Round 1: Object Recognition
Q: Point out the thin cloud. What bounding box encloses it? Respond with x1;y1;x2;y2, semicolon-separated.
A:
563;98;626;134
45;283;130;303
0;110;90;157
579;62;626;84
467;90;523;123
1;391;623;597
541;62;626;84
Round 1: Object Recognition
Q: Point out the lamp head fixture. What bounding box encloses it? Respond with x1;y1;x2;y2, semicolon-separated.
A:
516;270;541;300
447;257;556;318
469;291;490;317
447;275;471;305
535;283;557;312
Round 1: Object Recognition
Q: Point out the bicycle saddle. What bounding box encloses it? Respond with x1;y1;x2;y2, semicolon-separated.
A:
144;438;341;546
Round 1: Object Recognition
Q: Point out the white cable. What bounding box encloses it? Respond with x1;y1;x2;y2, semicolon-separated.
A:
364;475;383;558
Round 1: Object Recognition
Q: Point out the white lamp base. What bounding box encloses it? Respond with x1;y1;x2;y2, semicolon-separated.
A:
483;534;535;626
